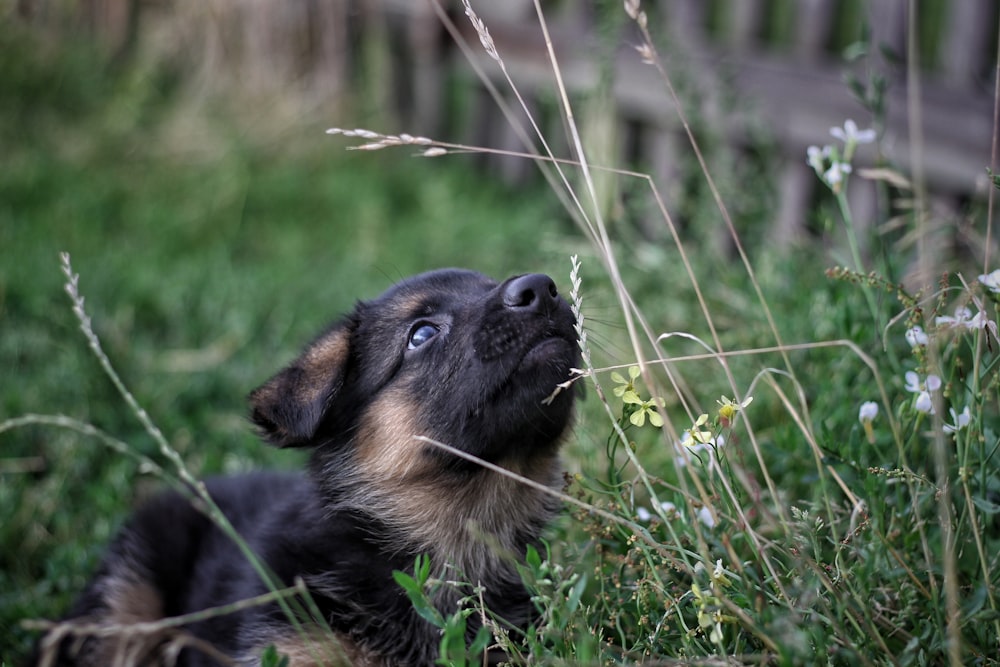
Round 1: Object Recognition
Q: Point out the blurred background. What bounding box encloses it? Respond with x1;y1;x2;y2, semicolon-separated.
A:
2;0;997;661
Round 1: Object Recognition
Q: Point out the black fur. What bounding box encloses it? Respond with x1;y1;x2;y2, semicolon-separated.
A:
33;269;580;666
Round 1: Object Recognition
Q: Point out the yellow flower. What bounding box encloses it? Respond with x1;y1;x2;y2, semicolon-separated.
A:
680;413;712;446
623;391;665;428
611;366;640;397
717;395;752;427
711;559;731;588
691;581;725;644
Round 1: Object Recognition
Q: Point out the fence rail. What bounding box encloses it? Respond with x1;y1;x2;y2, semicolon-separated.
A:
418;0;998;254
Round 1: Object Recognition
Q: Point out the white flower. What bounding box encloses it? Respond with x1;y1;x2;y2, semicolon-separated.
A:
904;371;941;394
858;401;879;423
935;306;996;336
943;406;971;435
979;269;1000;294
859;401;878;443
824;161;852;188
677;433;724;457
936;306;974;328
807;144;832;173
914;391;935;415
905;326;929;347
638;502;680;522
905;372;941;415
697;506;716;529
830;119;877;145
964;310;992;331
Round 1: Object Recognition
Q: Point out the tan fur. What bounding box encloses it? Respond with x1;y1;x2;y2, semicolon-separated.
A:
385;291;430;321
52;574;171;667
297;329;351;407
353;391;564;577
104;574;164;625
243;629;372;667
353;386;428;483
249;327;349;409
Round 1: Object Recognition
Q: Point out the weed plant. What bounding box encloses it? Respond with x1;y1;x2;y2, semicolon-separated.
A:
329;2;1000;664
4;1;1000;666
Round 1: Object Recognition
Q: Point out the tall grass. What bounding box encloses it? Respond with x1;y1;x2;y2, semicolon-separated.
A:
4;0;1000;665
356;1;1000;664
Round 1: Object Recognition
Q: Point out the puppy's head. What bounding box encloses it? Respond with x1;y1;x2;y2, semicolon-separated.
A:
249;269;580;474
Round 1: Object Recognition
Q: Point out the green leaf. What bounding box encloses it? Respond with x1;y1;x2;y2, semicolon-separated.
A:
259;645;291;667
525;543;542;570
566;573;587;615
416;553;432;583
393;562;445;628
438;613;470;667
988;167;1000;191
962;585;988;617
972;495;1000;514
392;569;420;595
469;625;493;656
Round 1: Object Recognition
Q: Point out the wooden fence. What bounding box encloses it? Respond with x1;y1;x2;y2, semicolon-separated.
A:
17;0;1000;257
381;0;998;257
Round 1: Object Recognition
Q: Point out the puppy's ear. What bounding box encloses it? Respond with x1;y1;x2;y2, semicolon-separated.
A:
249;319;353;447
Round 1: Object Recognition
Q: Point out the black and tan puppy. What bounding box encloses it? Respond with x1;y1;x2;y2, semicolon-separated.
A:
34;269;580;666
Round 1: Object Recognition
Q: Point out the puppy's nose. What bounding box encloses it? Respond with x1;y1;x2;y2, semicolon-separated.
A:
503;273;559;313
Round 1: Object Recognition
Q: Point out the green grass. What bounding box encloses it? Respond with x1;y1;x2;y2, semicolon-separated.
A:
4;7;1000;667
0;26;575;661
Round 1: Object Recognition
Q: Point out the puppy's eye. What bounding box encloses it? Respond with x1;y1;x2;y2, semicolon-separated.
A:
407;323;439;350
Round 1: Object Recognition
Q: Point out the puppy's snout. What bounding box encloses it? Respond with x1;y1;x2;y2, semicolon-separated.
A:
503;274;559;313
